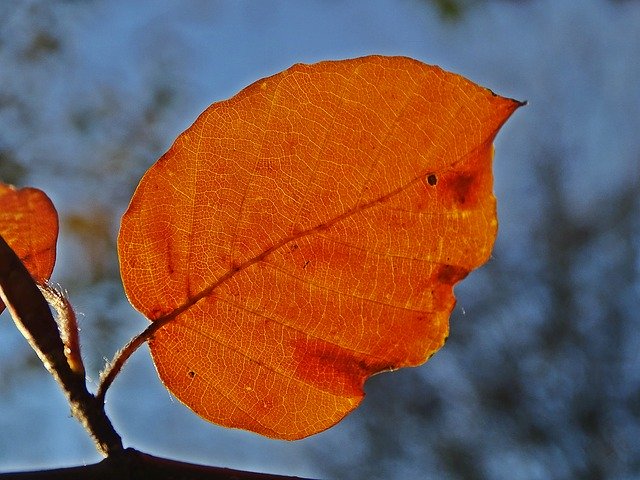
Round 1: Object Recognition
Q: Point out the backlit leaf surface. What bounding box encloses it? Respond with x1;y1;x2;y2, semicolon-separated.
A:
118;56;522;439
0;182;58;312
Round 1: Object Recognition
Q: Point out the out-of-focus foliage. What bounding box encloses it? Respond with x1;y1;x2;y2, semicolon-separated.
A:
0;152;26;186
63;210;115;284
431;0;465;20
427;0;632;21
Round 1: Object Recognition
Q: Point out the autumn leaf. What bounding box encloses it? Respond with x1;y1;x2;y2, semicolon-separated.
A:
118;55;522;439
0;182;58;312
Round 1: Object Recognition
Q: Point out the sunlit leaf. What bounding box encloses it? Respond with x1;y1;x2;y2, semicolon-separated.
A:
0;182;58;312
119;55;522;439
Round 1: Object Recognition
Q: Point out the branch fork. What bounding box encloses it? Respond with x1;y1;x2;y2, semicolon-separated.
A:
0;234;313;479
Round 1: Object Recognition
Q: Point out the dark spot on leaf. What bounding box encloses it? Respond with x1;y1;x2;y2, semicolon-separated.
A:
188;370;196;378
293;338;393;397
448;173;474;205
426;174;438;186
436;264;468;285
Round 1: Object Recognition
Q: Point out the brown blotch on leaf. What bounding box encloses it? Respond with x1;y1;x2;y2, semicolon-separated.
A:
436;264;468;285
451;174;474;205
293;337;393;397
440;172;480;207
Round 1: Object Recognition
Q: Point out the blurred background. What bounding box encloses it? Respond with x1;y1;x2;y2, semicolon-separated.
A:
0;0;638;478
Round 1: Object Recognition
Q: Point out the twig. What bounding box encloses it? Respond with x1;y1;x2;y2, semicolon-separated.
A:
0;235;316;479
0;448;317;479
0;234;123;456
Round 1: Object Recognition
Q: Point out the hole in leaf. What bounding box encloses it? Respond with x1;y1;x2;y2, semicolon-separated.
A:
426;174;438;186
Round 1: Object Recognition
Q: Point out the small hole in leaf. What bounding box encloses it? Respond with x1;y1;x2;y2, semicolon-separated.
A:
188;370;196;378
426;174;438;186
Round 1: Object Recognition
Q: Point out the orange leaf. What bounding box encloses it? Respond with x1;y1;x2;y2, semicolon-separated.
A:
119;56;522;439
0;182;58;312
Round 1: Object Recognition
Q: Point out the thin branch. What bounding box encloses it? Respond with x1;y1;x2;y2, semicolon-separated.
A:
0;448;317;480
0;234;123;456
0;237;72;379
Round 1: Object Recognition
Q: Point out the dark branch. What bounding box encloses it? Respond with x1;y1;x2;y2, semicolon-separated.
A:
0;234;123;456
0;236;315;479
0;448;317;480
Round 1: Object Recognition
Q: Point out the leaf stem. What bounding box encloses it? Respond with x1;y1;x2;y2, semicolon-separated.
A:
96;315;170;403
38;283;85;376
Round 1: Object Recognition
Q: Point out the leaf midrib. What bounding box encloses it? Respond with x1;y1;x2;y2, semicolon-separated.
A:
150;171;426;332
